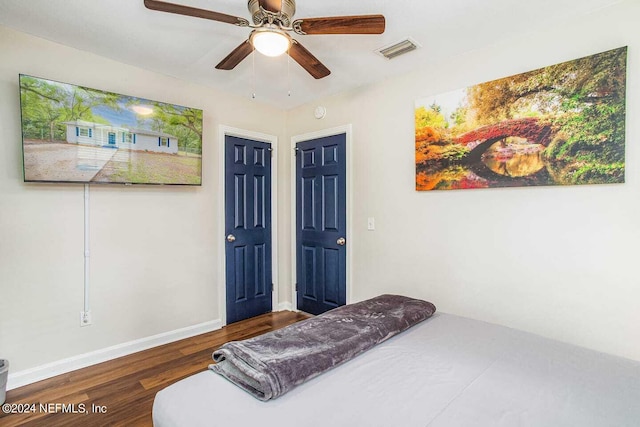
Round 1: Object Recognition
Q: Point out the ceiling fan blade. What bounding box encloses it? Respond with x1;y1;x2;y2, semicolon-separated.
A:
293;15;385;35
288;40;330;79
258;0;282;13
144;0;249;26
215;40;254;70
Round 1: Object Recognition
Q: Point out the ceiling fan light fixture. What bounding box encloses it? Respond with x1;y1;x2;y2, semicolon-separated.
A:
251;28;291;57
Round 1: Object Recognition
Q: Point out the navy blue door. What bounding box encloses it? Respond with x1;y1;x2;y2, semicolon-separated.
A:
296;133;347;315
225;135;272;324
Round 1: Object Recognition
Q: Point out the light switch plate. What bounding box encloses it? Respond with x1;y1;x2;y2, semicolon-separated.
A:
367;217;375;231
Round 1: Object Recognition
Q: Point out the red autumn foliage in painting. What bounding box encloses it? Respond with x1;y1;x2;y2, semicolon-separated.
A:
450;176;489;190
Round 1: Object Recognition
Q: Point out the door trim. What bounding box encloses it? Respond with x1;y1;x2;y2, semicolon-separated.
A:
219;125;278;326
290;125;353;311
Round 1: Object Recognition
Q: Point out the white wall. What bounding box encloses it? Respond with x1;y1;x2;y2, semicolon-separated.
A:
285;1;640;361
0;26;285;378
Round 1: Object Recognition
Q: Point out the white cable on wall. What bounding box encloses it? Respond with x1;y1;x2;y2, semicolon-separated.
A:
82;184;91;324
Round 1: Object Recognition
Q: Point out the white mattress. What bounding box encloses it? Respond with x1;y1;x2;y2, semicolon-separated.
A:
152;313;640;427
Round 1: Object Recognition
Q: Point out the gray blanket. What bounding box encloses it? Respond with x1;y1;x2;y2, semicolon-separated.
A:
210;294;436;401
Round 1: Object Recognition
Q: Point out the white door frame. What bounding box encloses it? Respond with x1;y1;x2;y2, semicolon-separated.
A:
218;125;279;326
290;124;353;311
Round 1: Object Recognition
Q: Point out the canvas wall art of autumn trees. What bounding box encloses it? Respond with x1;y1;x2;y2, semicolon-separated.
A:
415;47;627;191
20;75;203;185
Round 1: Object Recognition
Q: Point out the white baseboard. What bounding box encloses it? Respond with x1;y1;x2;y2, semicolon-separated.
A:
277;302;293;311
7;319;223;391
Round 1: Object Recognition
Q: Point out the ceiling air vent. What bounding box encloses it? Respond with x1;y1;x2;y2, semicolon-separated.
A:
376;37;420;60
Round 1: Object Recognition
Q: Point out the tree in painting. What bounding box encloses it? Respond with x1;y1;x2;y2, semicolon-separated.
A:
414;47;627;191
20;76;121;141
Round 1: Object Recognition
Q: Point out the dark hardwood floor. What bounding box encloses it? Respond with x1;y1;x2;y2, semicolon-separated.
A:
0;311;309;427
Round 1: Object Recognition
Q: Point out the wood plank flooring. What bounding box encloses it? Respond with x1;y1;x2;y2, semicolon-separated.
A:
0;311;309;427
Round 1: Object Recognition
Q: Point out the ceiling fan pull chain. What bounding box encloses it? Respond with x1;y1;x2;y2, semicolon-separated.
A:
252;50;257;99
287;45;291;97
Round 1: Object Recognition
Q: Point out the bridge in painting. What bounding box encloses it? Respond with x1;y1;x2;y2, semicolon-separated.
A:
454;117;555;162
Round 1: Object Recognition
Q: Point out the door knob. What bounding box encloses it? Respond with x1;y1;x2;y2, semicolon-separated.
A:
337;237;346;246
226;234;236;243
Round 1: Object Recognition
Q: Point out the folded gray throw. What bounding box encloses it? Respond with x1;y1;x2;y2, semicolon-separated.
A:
210;294;436;401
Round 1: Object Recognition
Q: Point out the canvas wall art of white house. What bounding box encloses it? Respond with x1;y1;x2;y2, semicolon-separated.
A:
19;75;203;185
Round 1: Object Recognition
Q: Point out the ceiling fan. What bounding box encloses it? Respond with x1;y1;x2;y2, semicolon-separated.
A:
144;0;385;79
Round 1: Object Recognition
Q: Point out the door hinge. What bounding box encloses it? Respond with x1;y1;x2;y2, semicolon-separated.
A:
271;283;274;292
294;147;299;156
295;283;298;291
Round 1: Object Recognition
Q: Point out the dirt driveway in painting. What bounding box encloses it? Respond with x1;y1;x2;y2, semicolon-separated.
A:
23;140;118;182
23;140;201;184
92;149;201;184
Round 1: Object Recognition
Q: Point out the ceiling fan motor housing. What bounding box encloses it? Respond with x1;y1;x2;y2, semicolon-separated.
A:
248;0;296;27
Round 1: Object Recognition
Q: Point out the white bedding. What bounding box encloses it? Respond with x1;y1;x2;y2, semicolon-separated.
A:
152;313;640;427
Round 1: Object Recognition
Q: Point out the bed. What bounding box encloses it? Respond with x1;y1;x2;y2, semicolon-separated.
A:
153;311;640;427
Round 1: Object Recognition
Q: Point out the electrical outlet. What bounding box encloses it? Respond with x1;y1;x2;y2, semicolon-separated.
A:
80;310;92;327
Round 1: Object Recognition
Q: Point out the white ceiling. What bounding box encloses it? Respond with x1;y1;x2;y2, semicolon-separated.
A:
0;0;624;109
